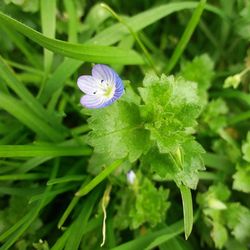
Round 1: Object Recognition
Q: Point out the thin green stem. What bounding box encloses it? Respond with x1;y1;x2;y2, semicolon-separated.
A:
100;3;158;76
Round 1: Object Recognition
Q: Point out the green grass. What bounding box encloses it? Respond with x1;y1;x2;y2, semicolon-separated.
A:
0;0;249;249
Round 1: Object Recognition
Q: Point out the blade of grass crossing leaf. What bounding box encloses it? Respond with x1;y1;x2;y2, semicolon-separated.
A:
166;0;207;73
63;0;78;42
75;159;123;197
0;161;59;250
40;0;56;73
0;11;143;65
180;185;193;240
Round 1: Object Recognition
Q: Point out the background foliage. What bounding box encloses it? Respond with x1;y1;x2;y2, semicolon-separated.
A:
0;0;249;249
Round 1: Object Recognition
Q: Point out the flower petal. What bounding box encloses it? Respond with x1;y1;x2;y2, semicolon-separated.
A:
80;95;106;109
114;74;124;93
92;64;116;83
77;76;99;95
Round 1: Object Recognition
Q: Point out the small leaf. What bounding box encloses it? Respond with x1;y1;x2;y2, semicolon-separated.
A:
87;101;151;162
233;164;250;193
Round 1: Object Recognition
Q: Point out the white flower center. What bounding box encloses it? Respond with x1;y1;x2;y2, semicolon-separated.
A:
93;79;115;99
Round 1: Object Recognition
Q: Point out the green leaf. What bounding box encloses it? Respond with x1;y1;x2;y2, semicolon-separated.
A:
211;223;228;249
0;93;62;141
129;176;170;229
196;184;234;249
115;173;170;229
0;11;144;65
180;185;193;239
87;101;151;162
176;140;205;189
138;74;204;189
225;203;250;243
201;98;229;132
233;163;250;193
143;140;205;189
180;54;214;106
139;74;201;154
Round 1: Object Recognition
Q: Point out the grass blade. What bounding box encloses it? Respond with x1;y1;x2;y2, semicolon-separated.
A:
166;0;207;73
145;231;183;250
0;11;143;65
111;220;183;250
75;159;123;197
47;175;86;185
0;145;91;157
0;23;40;68
203;152;232;170
63;0;78;42
0;56;67;139
64;189;101;250
40;0;56;73
90;2;224;46
0;93;63;141
0;161;59;250
38;58;81;104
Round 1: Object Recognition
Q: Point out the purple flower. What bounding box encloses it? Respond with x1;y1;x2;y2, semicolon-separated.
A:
77;64;124;109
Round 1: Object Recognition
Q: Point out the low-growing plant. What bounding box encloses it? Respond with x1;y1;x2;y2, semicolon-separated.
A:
0;0;249;249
